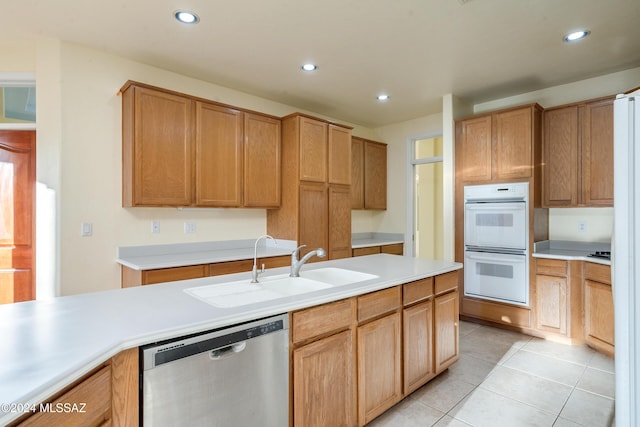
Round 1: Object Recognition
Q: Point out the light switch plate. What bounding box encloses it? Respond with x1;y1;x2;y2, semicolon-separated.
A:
184;222;196;234
151;220;160;234
81;222;93;237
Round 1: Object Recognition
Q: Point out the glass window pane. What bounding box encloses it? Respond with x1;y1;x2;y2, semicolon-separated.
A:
1;86;36;123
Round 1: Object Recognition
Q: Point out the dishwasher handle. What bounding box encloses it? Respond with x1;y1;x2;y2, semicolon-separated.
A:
210;341;247;360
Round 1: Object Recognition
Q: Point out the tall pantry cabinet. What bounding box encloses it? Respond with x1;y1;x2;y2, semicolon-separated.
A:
267;114;352;260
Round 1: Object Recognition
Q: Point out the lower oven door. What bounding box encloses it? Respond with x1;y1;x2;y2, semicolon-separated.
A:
464;250;529;306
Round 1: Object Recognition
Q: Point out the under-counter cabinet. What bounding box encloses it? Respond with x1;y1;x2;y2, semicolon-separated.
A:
121;81;281;208
542;96;614;207
267;113;352;260
584;263;614;356
352;243;404;257
9;348;138;427
402;278;435;395
357;287;402;426
291;298;357;427
433;272;460;372
533;258;583;343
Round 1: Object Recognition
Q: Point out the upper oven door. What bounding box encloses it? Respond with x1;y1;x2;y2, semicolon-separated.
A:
464;201;527;250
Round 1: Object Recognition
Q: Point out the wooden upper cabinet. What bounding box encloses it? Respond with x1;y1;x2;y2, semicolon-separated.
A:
121;81;281;208
363;140;387;210
299;116;328;182
195;102;243;207
581;98;614;206
543;106;579;206
493;107;533;180
457;115;493;182
543;96;613;207
456;104;541;183
123;85;193;206
244;113;281;207
328;125;352;185
351;137;365;209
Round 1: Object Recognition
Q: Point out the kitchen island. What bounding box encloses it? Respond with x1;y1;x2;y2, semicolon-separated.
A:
0;254;461;426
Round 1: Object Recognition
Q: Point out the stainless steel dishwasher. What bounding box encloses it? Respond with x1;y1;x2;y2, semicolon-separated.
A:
141;313;289;426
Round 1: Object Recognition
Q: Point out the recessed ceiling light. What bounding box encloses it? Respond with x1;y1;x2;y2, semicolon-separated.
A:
563;30;590;42
376;94;390;101
301;64;318;72
175;10;199;24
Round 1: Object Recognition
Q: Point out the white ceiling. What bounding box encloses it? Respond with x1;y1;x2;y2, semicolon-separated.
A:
2;0;640;127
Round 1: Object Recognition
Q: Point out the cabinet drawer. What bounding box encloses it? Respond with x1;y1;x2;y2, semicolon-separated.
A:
18;366;112;426
435;271;458;295
292;298;355;343
381;243;403;255
535;258;568;277
209;259;253;276
143;265;207;285
584;262;611;285
353;246;381;257
259;255;291;269
403;278;434;306
358;287;401;323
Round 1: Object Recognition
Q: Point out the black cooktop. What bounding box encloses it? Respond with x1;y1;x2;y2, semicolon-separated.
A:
588;251;611;260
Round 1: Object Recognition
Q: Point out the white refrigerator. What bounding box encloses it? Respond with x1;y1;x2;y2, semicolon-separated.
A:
613;90;640;427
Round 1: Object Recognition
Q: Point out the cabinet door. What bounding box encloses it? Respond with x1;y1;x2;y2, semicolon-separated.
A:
328;185;352;260
493;107;533;180
195;102;243;207
403;301;435;395
581;98;614;206
535;274;568;335
363;141;387;209
328;125;352;185
299;182;328;258
456;115;492;182
142;265;208;285
293;330;356;427
584;279;614;354
299;116;327;183
351;137;365;209
434;291;459;373
244;113;281;207
357;313;402;426
130;86;193;206
543;106;579;206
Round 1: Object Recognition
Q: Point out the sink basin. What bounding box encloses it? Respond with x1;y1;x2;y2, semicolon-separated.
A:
300;267;378;285
185;274;333;308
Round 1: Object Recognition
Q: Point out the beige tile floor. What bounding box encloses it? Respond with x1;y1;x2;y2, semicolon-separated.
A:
369;321;615;427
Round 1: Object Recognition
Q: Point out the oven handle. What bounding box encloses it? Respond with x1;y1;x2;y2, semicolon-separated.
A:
465;252;526;263
464;204;525;210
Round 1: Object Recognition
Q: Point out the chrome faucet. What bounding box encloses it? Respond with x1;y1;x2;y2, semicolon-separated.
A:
251;235;276;283
290;245;326;277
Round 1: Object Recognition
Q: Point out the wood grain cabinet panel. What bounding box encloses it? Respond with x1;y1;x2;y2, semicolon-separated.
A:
434;291;459;373
123;85;193;206
363;141;387;209
584;263;614;356
329;125;352;185
293;330;356;427
351;137;365;209
493;107;533;180
243;113;281;207
142;265;208;285
456;115;492;182
357;312;402;426
195;102;243;207
403;300;435;395
352;246;381;257
535;274;568;335
543;96;614;207
299;182;329;259
328;185;352;260
299;116;328;182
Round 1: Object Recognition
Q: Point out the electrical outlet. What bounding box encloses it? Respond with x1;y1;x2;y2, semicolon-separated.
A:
151;220;160;234
184;222;196;234
578;221;587;232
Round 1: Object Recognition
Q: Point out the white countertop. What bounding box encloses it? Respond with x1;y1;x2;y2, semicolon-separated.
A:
0;254;461;425
532;240;611;266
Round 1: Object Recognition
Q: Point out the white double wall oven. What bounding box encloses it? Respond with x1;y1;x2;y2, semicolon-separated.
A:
463;182;530;306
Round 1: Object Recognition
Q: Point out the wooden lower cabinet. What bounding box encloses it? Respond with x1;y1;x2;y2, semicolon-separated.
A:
403;300;435;395
11;348;138;427
584;263;614;356
357;312;402;426
434;291;459;373
292;330;356;427
352;243;403;257
535;273;568;335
